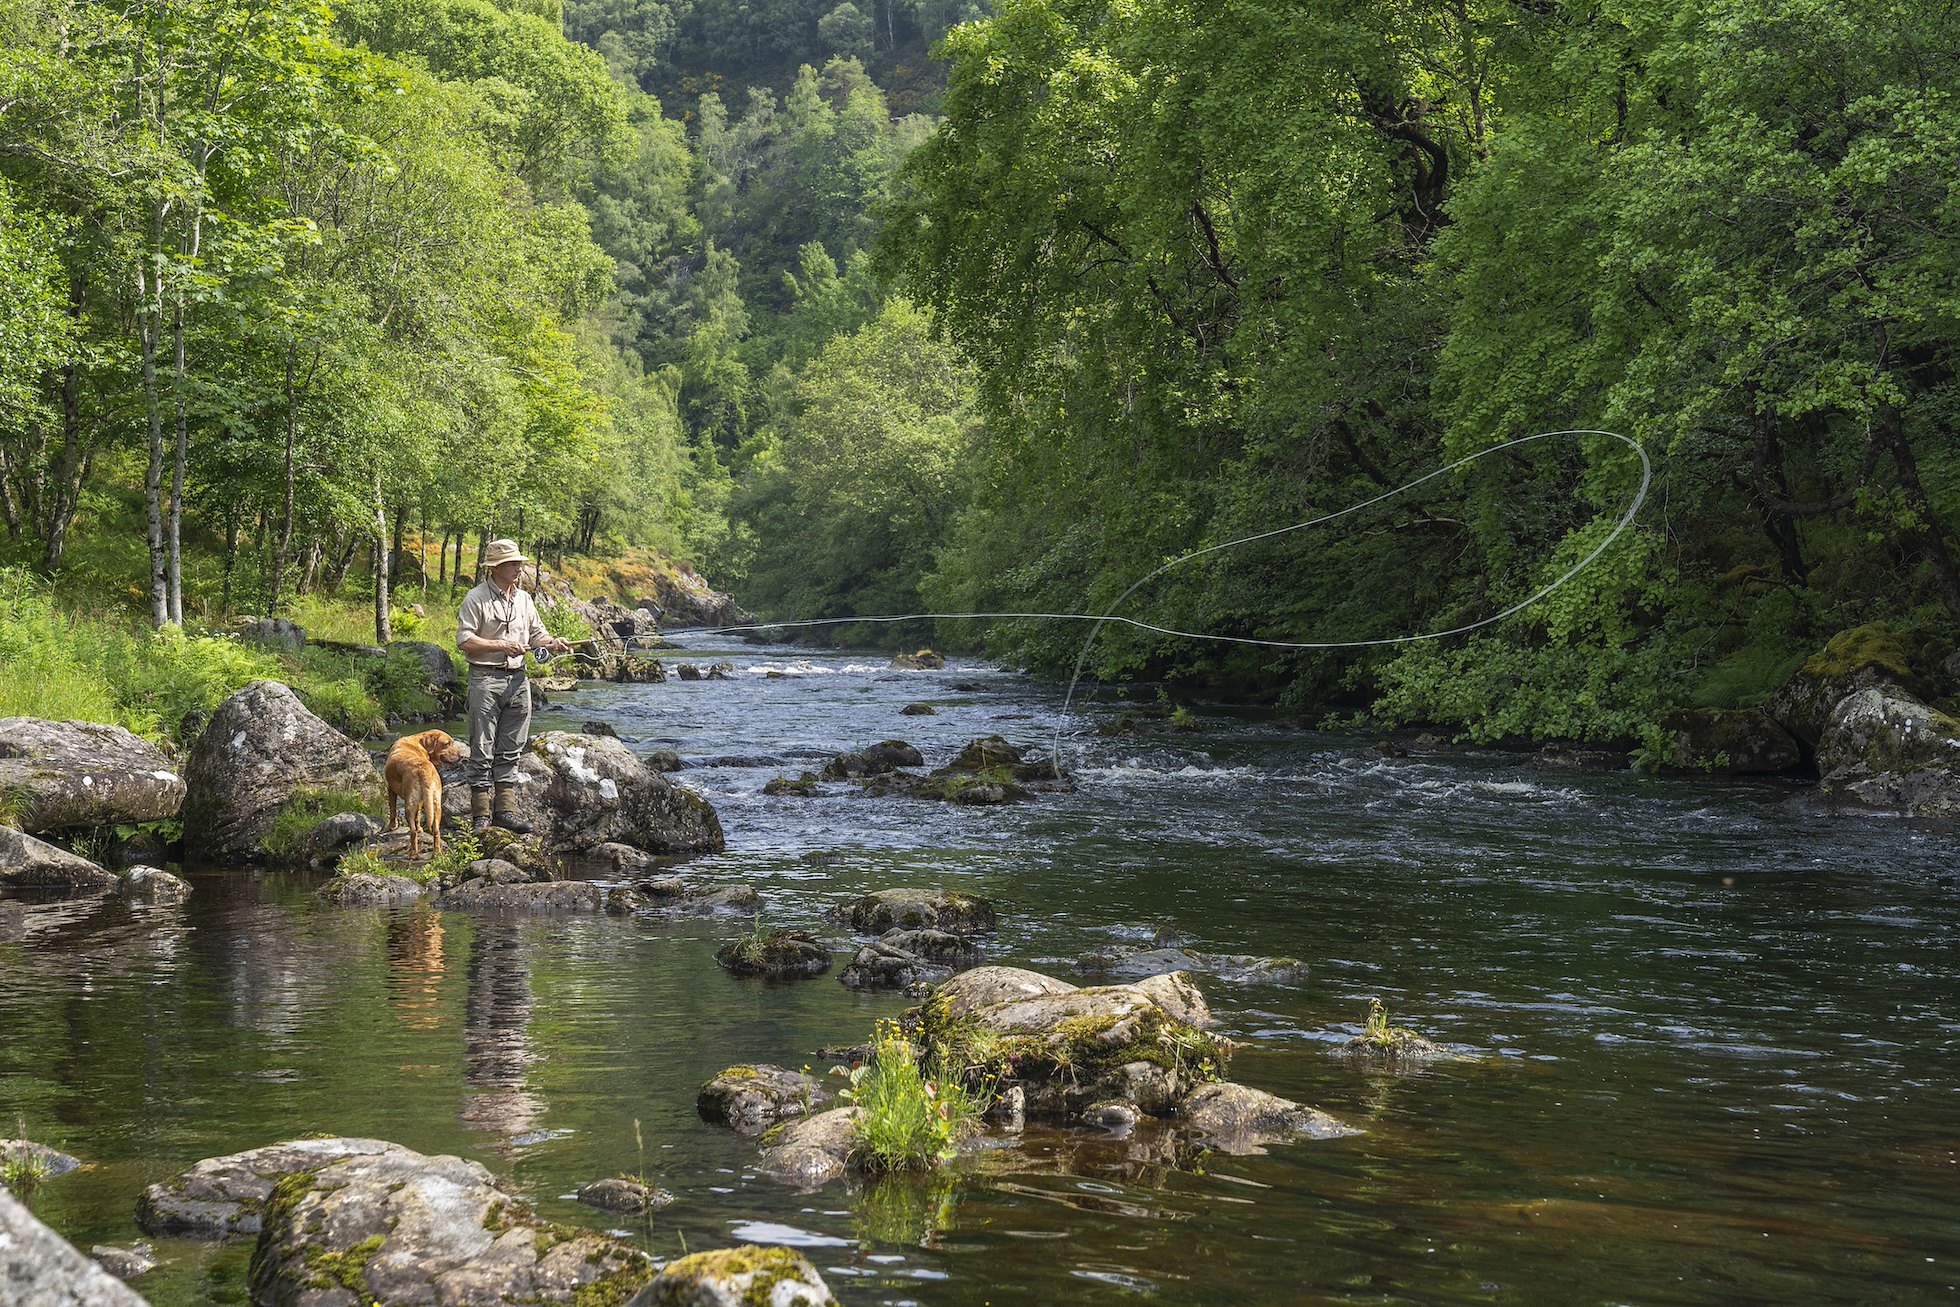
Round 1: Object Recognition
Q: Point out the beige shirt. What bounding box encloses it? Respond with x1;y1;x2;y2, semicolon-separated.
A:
456;579;552;670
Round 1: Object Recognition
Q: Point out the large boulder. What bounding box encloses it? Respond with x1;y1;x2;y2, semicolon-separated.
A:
1815;688;1960;819
0;718;184;835
245;1141;651;1306
697;1066;828;1136
1655;708;1803;775
181;681;378;864
440;731;722;856
387;640;459;698
238;617;304;652
0;829;119;893
0;1185;150;1306
626;1245;837;1307
1766;623;1933;753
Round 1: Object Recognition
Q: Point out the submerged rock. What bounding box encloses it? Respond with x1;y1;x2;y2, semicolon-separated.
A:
0;717;185;835
715;929;831;979
1178;1083;1360;1154
1339;1000;1450;1070
1656;707;1803;775
0;829;119;893
627;1244;837;1307
246;1142;650;1306
763;773;823;797
118;866;191;904
640;879;762;916
438;731;722;856
1076;946;1307;986
0;1187;149;1306
577;1177;673;1215
1530;743;1629;773
833;887;997;935
1815;688;1960;819
756;1108;858;1188
888;650;944;670
89;1243;159;1280
697;1065;828;1136
181;681;377;864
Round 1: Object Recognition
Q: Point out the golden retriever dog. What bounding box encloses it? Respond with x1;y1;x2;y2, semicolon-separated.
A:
385;729;466;859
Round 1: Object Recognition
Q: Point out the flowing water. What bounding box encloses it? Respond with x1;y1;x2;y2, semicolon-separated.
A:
3;633;1957;1305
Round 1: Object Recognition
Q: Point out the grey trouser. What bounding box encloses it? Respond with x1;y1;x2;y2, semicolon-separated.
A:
467;667;531;789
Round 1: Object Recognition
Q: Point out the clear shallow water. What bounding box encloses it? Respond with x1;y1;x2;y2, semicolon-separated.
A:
4;634;1958;1305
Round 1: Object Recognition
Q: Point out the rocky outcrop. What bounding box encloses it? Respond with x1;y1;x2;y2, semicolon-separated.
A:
832;887;996;934
439;731;722;856
839;928;983;990
0;830;119;893
1766;623;1934;753
697;1066;828;1135
181;681;378;864
1076;946;1308;985
1815;688;1960;819
715;929;831;979
0;717;184;835
1178;1084;1360;1154
635;563;750;629
756;1108;858;1189
626;1245;836;1307
1530;743;1628;772
1655;708;1803;774
0;1186;150;1306
246;1141;650;1306
855;736;1075;804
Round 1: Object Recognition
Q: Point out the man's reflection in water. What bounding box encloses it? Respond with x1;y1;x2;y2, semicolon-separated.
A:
385;908;447;1033
461;919;544;1138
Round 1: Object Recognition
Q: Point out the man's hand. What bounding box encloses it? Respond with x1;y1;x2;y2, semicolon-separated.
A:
502;639;528;657
545;637;574;654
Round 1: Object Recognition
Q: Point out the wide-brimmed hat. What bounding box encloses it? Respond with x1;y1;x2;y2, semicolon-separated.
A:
482;538;529;568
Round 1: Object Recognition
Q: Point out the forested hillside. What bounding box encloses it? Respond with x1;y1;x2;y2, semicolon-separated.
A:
2;0;1955;745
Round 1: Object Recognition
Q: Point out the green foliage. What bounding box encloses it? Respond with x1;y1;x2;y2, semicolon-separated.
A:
262;788;381;862
422;831;482;880
291;649;388;739
334;846;392;878
841;1019;987;1173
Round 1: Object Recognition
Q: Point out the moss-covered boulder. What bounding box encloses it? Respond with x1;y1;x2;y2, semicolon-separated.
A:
317;871;429;907
1815;687;1960;819
577;1177;673;1214
888;650;944;670
925;966;1078;1021
832;887;997;935
911;974;1230;1117
0;717;185;835
138;1137;408;1238
640;878;762;916
839;928;983;990
246;1142;650;1305
626;1244;837;1307
762;772;822;797
1766;623;1934;752
697;1065;829;1136
715;929;831;979
1656;707;1803;775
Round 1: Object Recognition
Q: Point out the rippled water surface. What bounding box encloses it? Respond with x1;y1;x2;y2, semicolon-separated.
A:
4;634;1958;1305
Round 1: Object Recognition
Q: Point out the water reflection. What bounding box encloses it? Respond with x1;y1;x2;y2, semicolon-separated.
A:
385;908;448;1033
462;921;543;1139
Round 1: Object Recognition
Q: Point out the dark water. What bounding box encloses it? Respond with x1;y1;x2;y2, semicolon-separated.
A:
4;635;1958;1305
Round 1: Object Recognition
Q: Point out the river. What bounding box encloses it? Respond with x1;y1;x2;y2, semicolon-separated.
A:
3;631;1956;1304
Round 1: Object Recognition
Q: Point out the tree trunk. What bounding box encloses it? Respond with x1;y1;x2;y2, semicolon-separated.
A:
300;537;322;594
139;238;170;628
325;530;359;590
168;296;189;624
1751;423;1810;586
1875;403;1960;620
475;524;490;586
418;504;429;597
221;513;238;618
373;476;392;644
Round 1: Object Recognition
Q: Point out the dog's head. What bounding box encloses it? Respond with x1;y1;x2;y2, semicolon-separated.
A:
415;729;466;766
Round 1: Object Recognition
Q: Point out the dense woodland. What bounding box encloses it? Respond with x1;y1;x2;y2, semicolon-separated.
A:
0;0;1955;745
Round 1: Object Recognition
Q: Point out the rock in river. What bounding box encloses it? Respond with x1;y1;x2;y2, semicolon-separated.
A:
0;717;185;835
832;887;997;934
181;681;377;864
697;1065;829;1136
246;1141;650;1306
1815;687;1960;819
0;829;119;893
1177;1084;1360;1154
715;928;831;979
627;1245;837;1307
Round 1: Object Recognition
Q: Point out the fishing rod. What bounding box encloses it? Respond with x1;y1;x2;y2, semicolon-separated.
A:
669;430;1652;768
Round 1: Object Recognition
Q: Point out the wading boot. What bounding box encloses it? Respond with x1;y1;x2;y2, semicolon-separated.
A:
470;788;493;833
492;784;532;834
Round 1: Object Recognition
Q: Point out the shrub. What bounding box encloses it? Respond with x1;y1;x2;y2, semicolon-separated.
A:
0;567;121;726
841;1020;988;1173
334;846;390;877
261;788;380;862
115;625;279;740
363;648;439;721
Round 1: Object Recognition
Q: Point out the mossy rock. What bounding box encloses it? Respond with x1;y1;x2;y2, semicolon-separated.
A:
1655;707;1802;775
762;773;822;797
833;888;997;935
715;929;831;979
631;1244;836;1306
1767;623;1934;750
